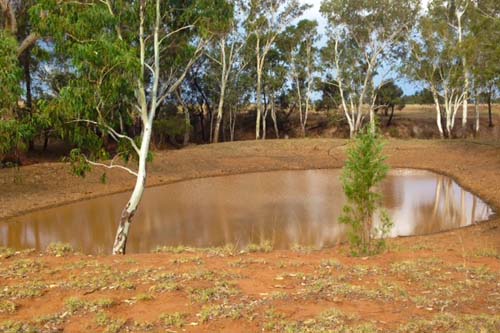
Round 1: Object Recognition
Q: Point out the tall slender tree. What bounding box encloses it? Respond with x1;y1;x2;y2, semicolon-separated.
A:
206;1;246;143
320;0;419;137
33;0;231;254
243;0;308;139
280;19;319;137
405;1;470;138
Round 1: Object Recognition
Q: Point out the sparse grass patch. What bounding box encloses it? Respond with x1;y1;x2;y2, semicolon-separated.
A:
0;321;37;333
320;259;343;270
94;298;115;309
268;291;290;300
472;248;500;259
301;275;398;302
198;303;247;323
0;300;17;314
4;259;46;278
229;258;268;268
46;242;74;256
455;264;498;282
65;297;87;314
34;312;67;327
171;256;204;265
95;312;126;333
244;240;273;253
188;281;239;303
377;281;409;299
263;308;369;332
150;281;181;293
0;281;46;298
397;313;500;333
291;243;317;253
64;297;116;314
409;243;434;252
135;293;154;301
349;264;380;278
131;320;155;331
0;247;16;259
153;244;237;257
160;312;187;328
389;258;445;282
154;245;195;254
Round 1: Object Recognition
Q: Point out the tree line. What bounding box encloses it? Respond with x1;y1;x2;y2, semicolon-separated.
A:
1;0;499;155
0;0;499;253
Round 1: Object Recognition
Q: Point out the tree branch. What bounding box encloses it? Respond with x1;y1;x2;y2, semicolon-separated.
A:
70;119;141;155
17;32;40;57
83;154;138;177
0;0;17;33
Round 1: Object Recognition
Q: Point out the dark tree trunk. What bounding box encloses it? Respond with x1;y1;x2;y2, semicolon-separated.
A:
488;87;494;128
386;106;395;127
221;113;226;142
198;112;204;142
22;51;34;151
43;130;49;151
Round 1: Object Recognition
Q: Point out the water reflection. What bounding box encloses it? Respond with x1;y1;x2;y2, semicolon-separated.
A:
0;169;494;254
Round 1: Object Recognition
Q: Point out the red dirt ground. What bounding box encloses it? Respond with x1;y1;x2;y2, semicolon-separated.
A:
1;139;499;332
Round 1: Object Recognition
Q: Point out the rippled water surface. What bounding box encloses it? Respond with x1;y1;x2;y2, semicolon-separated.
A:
0;169;494;254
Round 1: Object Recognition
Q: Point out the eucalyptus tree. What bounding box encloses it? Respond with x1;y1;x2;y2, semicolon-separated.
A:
448;0;473;128
467;0;500;130
316;74;341;112
0;0;39;57
205;1;247;143
261;47;287;139
0;0;43;156
405;2;469;138
0;0;37;117
225;64;253;141
280;19;319;137
33;0;231;254
320;0;419;137
374;81;405;127
243;0;309;139
0;28;21;115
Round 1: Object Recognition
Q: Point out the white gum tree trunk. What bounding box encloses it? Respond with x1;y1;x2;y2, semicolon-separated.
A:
113;124;151;254
455;5;470;129
113;0;157;255
255;36;263;140
270;93;279;138
431;89;445;138
212;37;243;143
112;0;203;254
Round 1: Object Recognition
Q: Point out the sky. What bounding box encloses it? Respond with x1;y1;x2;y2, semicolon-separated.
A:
298;0;430;95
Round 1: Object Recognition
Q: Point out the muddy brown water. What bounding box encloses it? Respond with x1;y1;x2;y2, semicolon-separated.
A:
0;169;494;254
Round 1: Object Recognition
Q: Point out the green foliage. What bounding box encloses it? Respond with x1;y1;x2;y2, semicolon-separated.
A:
321;0;420;96
0;110;53;162
116;137;141;164
0;31;22;113
339;126;392;256
153;117;187;141
375;81;405;110
66;149;91;178
404;89;435;105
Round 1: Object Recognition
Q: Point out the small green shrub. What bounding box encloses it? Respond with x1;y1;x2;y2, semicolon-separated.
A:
339;126;393;256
